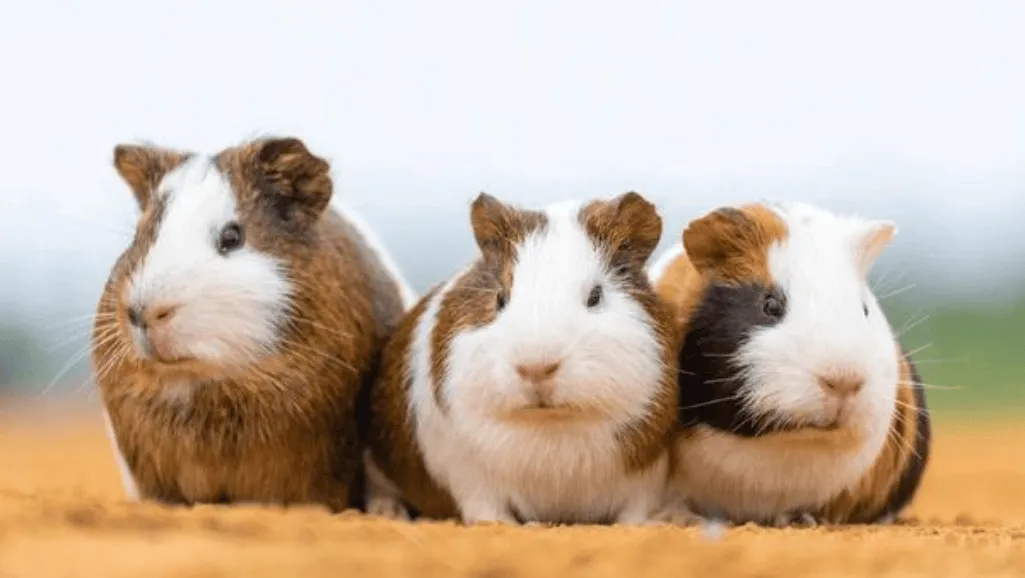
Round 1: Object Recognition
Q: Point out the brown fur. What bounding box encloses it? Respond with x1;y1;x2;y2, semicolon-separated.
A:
656;203;787;334
682;204;789;285
577;193;681;472
113;144;192;209
92;136;406;512
652;204;927;524
366;192;681;519
429;193;549;411
814;353;925;523
365;286;460;519
652;251;708;334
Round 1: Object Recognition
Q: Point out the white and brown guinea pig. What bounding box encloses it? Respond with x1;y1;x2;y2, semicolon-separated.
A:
91;135;414;512
648;201;931;526
364;191;680;525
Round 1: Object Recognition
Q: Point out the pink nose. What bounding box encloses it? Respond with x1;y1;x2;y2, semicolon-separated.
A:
516;361;562;384
817;370;866;396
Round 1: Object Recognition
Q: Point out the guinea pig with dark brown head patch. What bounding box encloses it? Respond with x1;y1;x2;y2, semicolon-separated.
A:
92;136;414;512
365;191;683;526
648;201;931;526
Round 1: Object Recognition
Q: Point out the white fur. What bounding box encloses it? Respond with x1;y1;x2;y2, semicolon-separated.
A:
667;201;901;523
127;156;292;367
646;241;684;285
408;201;669;525
101;407;139;500
362;449;411;520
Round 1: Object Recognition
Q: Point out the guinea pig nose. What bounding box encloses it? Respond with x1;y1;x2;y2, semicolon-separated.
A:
516;361;562;383
145;303;180;327
817;370;866;396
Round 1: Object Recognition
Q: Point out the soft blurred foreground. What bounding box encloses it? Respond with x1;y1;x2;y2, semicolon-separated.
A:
0;399;1023;577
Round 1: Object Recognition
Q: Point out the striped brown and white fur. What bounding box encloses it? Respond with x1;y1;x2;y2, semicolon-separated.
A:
364;191;682;525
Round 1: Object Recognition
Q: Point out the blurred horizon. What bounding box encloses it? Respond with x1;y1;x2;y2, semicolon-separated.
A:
0;0;1022;419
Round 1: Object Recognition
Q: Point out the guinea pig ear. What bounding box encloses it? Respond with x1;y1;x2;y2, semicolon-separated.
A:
470;192;520;259
682;206;767;275
112;144;188;210
584;191;663;271
854;220;896;277
255;137;333;221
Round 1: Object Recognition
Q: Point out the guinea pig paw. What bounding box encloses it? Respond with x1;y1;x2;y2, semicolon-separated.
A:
365;497;412;521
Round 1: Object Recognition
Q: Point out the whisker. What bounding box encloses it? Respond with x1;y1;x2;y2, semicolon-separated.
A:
678;395;742;411
898;380;963;391
45;312;114;332
701;376;739;385
896;314;930;339
891;397;930;416
878;284;916;301
903;343;933;358
40;344;95;396
286;316;355;341
278;338;358;374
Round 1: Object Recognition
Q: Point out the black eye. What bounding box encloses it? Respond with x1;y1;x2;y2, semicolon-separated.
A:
586;285;603;309
496;291;507;311
762;293;786;319
217;222;245;255
863;303;869;317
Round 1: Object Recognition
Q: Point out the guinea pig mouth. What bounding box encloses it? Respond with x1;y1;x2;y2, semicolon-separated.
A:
132;336;188;365
503;404;607;423
790;403;853;433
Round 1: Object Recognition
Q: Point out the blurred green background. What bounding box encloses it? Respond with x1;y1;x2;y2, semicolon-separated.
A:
885;295;1024;422
2;264;1021;426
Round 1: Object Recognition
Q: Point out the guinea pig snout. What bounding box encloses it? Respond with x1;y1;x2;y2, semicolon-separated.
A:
126;301;181;360
514;360;563;405
515;361;562;385
816;367;866;397
127;302;180;330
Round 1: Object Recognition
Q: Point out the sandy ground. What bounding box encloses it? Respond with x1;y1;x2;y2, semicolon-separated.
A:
1;398;1024;577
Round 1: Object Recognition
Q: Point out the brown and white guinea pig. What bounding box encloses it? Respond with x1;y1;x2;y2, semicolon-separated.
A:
364;191;681;525
91;136;415;512
647;201;931;526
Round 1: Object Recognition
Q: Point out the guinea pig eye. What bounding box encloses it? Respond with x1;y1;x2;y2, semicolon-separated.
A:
762;293;786;320
495;290;507;312
586;285;603;309
216;222;245;255
863;302;869;317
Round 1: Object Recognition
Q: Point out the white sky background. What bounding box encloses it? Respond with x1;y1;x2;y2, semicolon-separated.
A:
2;0;1025;328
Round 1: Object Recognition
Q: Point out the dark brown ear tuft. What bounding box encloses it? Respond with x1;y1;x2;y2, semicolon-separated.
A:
256;136;333;220
112;144;187;209
682;205;787;280
583;191;663;272
609;191;663;264
683;207;755;273
470;192;517;258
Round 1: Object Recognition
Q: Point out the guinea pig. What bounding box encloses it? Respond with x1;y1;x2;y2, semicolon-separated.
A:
91;135;414;512
648;201;931;526
364;190;681;525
